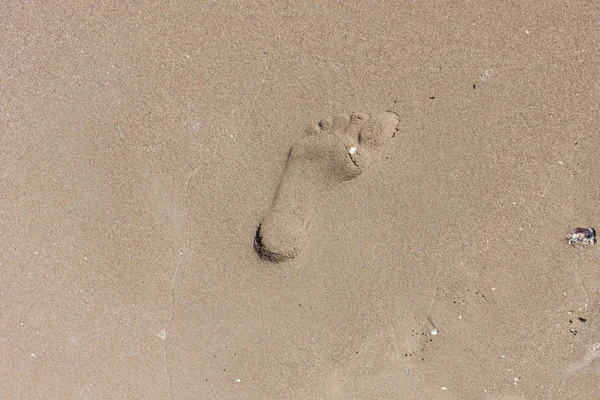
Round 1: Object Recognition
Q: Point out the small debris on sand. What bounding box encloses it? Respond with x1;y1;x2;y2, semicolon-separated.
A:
567;227;596;245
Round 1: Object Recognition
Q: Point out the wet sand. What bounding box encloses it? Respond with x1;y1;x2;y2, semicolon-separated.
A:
3;2;600;399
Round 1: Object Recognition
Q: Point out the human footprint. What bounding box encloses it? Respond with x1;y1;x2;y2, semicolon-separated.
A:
255;111;399;262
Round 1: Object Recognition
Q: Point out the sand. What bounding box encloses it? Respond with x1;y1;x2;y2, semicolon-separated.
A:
2;1;600;399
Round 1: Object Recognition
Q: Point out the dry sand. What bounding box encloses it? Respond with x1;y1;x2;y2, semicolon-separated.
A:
2;1;600;399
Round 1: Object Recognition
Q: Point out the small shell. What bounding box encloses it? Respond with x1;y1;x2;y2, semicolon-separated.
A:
567;227;596;245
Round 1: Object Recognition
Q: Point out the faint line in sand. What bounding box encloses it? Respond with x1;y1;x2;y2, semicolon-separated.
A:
574;247;589;302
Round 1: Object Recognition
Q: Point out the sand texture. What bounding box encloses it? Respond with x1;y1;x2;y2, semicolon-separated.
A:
3;1;600;399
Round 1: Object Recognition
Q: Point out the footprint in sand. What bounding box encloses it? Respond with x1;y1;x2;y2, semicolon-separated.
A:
567;341;600;374
255;111;400;262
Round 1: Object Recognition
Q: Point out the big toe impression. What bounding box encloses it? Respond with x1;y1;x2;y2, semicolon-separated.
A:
359;112;399;149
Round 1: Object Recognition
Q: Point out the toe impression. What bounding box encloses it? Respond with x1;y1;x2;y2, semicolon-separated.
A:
359;112;400;149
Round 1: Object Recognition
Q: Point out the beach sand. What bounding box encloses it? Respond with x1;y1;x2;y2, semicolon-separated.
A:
2;1;600;398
